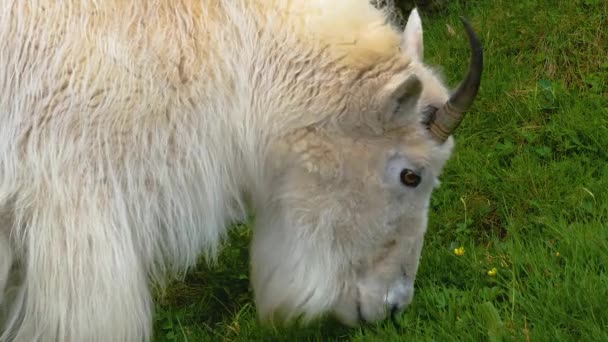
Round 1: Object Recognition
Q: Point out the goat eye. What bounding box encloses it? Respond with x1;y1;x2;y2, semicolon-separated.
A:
400;168;421;187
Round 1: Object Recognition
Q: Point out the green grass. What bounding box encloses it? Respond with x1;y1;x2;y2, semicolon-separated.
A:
152;1;608;340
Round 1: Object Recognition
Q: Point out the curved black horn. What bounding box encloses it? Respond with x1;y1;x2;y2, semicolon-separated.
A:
428;16;483;143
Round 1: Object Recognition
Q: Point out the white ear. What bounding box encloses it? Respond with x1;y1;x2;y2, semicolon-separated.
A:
381;74;422;124
402;8;424;61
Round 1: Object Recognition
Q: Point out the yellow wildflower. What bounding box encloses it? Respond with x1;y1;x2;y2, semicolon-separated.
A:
453;246;465;256
487;267;498;276
555;251;560;257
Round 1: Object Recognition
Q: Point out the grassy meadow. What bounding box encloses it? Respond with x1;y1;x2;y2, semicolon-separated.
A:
153;0;608;340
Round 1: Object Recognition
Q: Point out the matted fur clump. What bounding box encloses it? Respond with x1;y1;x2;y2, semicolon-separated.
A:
0;1;482;341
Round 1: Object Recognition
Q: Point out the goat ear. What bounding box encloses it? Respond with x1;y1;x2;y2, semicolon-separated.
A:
381;74;423;124
402;8;424;61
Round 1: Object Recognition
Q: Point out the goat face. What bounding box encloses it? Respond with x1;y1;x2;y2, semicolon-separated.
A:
250;9;482;326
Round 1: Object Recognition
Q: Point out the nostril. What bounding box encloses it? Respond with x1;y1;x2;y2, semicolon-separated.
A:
390;302;400;317
389;304;401;325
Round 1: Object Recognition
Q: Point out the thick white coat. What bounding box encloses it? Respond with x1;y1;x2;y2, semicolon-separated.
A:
0;1;457;341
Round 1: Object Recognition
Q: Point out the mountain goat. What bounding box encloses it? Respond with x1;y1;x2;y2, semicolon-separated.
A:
0;1;482;341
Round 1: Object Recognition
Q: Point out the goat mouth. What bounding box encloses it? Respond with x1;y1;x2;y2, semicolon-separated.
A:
356;300;366;324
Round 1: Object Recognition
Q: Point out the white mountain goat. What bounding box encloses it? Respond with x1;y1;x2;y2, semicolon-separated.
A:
0;1;482;341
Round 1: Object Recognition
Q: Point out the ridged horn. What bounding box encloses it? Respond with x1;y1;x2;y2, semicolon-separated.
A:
428;17;483;143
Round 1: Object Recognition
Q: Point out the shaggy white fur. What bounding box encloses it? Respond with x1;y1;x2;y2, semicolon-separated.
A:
0;1;466;341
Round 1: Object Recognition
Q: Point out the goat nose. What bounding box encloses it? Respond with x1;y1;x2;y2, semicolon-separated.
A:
386;298;405;316
389;302;403;325
385;277;414;314
389;302;401;316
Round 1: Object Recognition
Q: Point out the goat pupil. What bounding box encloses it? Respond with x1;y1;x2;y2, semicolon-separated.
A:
400;169;421;187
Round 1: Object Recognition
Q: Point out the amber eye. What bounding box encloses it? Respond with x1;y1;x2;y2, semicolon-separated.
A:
400;168;421;187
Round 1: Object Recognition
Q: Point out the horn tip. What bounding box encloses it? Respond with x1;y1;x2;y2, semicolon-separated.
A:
459;15;483;57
